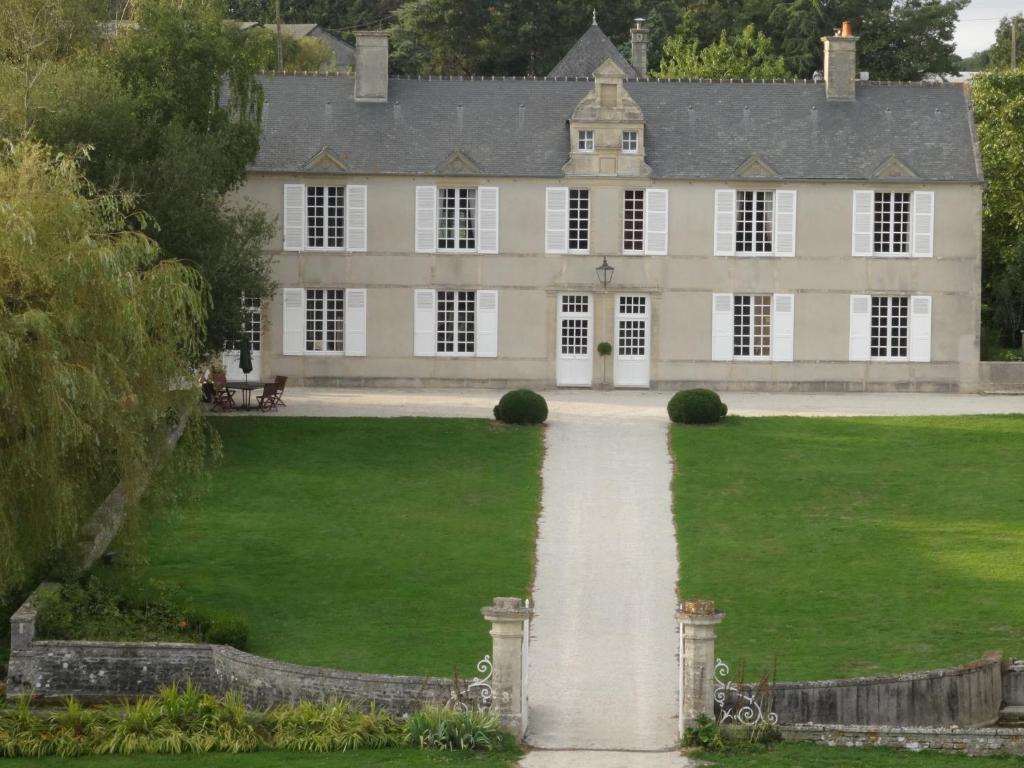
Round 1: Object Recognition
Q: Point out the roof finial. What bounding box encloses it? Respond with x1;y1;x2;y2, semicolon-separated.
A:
592;8;597;25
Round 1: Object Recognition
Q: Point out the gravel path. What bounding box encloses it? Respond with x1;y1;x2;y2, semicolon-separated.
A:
524;403;680;750
519;750;694;767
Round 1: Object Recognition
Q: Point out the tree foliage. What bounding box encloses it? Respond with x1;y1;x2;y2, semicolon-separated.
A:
656;24;791;80
972;70;1024;348
7;0;277;354
986;14;1024;70
0;141;208;599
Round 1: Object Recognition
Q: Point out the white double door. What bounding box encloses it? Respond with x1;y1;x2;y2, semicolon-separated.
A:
613;294;650;388
556;293;594;387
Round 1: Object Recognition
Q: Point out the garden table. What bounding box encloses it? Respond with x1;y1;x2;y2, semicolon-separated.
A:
227;380;262;411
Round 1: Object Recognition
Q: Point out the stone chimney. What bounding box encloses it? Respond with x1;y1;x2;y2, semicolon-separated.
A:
821;20;857;101
630;18;648;78
354;31;389;103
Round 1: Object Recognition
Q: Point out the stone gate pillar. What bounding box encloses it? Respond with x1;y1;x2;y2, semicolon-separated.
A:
678;599;725;737
481;597;532;738
10;602;37;652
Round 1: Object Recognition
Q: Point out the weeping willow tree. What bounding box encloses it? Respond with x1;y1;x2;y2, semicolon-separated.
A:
0;140;210;601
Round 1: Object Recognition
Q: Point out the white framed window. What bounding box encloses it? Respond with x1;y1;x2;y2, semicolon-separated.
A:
306;186;344;249
621;130;638;153
282;184;367;252
736;191;774;254
712;293;794;362
413;289;498;358
436;289;476;355
281;287;366;357
569;189;589;252
852;190;933;258
873;192;911;254
577;130;594;152
849;294;931;362
623;189;644;253
616;295;648;357
733;294;772;358
438;188;476;250
622;189;668;255
870;296;909;358
226;296;262;352
715;189;796;257
415;186;498;254
304;288;344;353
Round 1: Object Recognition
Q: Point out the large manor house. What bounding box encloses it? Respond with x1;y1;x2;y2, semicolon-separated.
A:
227;19;982;392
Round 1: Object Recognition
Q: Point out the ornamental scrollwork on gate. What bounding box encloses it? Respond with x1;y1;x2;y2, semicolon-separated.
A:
713;658;779;726
446;654;494;712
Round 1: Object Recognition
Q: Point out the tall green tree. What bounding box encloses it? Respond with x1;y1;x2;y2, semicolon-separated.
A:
19;0;276;353
390;0;495;75
0;141;208;599
987;14;1024;69
656;24;791;80
972;70;1024;348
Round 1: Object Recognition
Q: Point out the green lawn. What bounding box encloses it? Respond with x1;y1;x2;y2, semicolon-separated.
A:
672;415;1024;682
131;417;542;677
702;743;1020;766
6;750;519;767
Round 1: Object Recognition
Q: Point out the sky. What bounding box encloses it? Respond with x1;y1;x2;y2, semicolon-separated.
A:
955;0;1023;56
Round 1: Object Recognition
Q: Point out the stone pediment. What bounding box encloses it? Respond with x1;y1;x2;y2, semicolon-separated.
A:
592;58;626;79
734;154;778;179
434;150;481;176
303;146;349;172
873;155;917;179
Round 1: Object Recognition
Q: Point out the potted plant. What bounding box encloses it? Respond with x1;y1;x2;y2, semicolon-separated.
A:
597;341;612;388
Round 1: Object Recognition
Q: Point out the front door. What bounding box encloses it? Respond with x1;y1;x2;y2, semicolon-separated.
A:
613;294;650;388
556;293;593;387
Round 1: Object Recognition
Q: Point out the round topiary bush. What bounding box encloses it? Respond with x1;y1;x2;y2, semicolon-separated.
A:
494;389;548;425
667;388;727;425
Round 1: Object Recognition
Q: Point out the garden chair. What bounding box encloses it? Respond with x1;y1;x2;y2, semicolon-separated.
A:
210;372;236;412
256;382;279;412
273;375;288;407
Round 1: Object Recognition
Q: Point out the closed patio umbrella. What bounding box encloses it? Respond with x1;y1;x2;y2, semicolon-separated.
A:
239;335;253;382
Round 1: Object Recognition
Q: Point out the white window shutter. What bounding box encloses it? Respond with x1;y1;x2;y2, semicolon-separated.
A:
344;288;367;356
644;188;669;255
849;294;871;361
774;190;797;257
345;185;367;252
477;187;499;254
771;293;795;362
909;295;932;362
912;191;934;258
545;187;569;254
714;189;736;256
415;186;437;253
283;184;305;251
413;289;436;356
711;293;734;361
852;190;873;257
476;290;498;357
282;288;305;356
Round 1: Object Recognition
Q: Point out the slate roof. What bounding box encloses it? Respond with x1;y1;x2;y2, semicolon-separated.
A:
251;75;981;183
548;23;637;79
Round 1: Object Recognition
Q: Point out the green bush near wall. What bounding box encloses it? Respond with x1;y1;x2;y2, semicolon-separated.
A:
667;389;728;424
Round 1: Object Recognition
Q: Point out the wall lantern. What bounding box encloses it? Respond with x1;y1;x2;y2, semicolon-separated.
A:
595;257;615;288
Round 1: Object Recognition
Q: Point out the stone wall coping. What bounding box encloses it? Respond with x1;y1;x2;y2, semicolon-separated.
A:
782;723;1024;737
745;654;1002;691
215;645;453;687
16;640;453;688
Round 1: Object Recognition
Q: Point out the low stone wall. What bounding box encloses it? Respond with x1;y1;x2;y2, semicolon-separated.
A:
979;362;1024;393
732;655;1003;728
6;639;452;714
779;723;1024;757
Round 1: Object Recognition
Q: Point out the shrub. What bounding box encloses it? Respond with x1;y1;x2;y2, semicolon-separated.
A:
667;389;727;425
494;389;548;425
682;713;724;751
404;706;512;752
204;615;249;651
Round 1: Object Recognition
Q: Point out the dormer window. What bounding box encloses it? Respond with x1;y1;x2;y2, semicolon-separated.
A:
577;130;594;152
621;131;638;153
